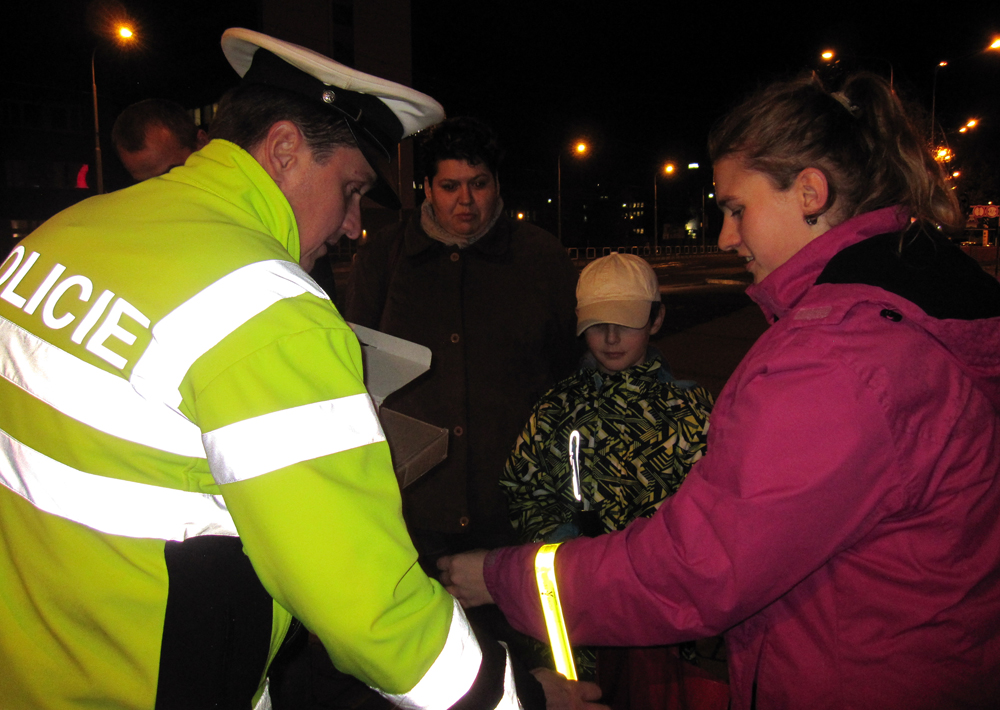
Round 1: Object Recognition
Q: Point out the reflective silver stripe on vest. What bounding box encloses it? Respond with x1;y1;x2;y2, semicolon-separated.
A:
379;598;523;709
379;598;483;710
203;393;385;484
0;317;205;458
131;260;327;412
0;428;237;540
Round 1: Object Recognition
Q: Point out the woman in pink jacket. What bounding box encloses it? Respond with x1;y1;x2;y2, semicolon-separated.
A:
439;72;1000;710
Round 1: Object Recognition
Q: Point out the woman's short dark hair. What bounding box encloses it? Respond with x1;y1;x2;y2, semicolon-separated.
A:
418;116;503;181
708;72;961;232
210;84;356;161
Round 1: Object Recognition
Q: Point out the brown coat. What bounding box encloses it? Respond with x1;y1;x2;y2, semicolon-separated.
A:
345;212;579;542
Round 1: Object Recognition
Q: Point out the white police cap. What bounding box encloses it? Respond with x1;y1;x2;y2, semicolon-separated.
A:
221;28;445;208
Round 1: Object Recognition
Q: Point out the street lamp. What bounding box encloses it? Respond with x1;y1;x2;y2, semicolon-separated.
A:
652;162;675;252
958;118;979;134
92;22;137;194
930;38;1000;143
819;49;894;88
557;140;589;243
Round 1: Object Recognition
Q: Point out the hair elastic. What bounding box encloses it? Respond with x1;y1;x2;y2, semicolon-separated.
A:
830;91;860;117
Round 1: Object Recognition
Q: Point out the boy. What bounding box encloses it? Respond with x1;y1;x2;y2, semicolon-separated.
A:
500;253;714;693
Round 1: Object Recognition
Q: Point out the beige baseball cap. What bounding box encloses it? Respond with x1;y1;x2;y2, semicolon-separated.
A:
575;253;660;336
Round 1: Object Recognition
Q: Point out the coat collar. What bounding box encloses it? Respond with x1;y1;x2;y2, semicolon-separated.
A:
403;210;514;257
747;206;910;323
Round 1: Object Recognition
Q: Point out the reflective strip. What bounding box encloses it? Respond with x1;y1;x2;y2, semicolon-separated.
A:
253;679;271;710
380;598;483;710
497;644;523;710
0;428;237;540
535;543;577;680
203;394;385;484
131;260;326;412
0;317;205;458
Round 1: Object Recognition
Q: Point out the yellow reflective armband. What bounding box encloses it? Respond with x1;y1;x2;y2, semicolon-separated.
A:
534;542;577;680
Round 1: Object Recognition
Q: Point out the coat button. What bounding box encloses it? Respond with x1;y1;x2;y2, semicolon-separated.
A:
453;426;464;437
459;516;470;527
880;309;902;322
450;252;460;262
450;333;460;343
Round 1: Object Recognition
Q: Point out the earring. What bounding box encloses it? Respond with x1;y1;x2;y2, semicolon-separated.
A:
804;215;819;226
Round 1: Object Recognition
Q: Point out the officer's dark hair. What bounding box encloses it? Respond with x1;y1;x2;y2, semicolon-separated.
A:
112;99;200;154
419;116;503;182
210;84;356;162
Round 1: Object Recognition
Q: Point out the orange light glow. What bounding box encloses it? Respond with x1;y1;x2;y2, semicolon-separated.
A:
821;50;834;61
118;26;134;39
664;163;676;175
574;142;588;155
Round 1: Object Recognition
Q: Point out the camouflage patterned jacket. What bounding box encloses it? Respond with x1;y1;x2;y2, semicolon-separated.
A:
501;350;714;544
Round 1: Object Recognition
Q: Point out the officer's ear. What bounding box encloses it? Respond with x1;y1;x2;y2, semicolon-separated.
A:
251;120;309;189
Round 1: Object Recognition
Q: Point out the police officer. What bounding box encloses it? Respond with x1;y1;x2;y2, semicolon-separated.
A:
0;29;522;709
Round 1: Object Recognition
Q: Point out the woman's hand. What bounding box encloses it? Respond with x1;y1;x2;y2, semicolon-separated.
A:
436;549;494;608
530;667;610;710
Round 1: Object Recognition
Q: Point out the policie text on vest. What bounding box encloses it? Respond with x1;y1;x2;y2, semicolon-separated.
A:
0;246;149;371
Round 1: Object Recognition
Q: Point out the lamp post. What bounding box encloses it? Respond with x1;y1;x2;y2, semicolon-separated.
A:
557;141;588;243
931;37;1000;144
652;162;675;252
92;23;136;194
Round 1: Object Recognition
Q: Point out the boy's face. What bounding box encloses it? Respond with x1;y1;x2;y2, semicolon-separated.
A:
584;304;665;373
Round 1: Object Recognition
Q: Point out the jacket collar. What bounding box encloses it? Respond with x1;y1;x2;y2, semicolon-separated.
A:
747;206;909;323
403;211;513;257
168;139;300;260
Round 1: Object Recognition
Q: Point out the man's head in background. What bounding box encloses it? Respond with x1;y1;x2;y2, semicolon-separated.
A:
112;99;209;181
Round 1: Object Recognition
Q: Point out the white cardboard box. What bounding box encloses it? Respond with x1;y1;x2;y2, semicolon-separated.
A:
349;323;448;489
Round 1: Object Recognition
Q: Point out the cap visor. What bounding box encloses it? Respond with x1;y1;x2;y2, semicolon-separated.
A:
348;123;400;209
576;300;653;336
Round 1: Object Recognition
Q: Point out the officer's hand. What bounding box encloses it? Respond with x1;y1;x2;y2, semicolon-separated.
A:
437;549;494;608
530;667;609;710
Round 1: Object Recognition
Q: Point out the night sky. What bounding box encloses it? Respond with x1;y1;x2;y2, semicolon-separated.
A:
4;0;999;207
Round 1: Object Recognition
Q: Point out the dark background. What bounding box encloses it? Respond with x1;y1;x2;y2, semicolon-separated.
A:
3;0;999;243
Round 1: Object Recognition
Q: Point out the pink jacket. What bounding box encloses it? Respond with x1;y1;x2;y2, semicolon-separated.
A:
485;207;1000;709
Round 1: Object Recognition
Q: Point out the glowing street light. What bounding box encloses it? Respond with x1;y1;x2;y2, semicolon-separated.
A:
819;48;893;88
653;162;677;250
934;147;954;163
958;118;979;134
92;21;137;193
558;139;590;242
931;39;1000;143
